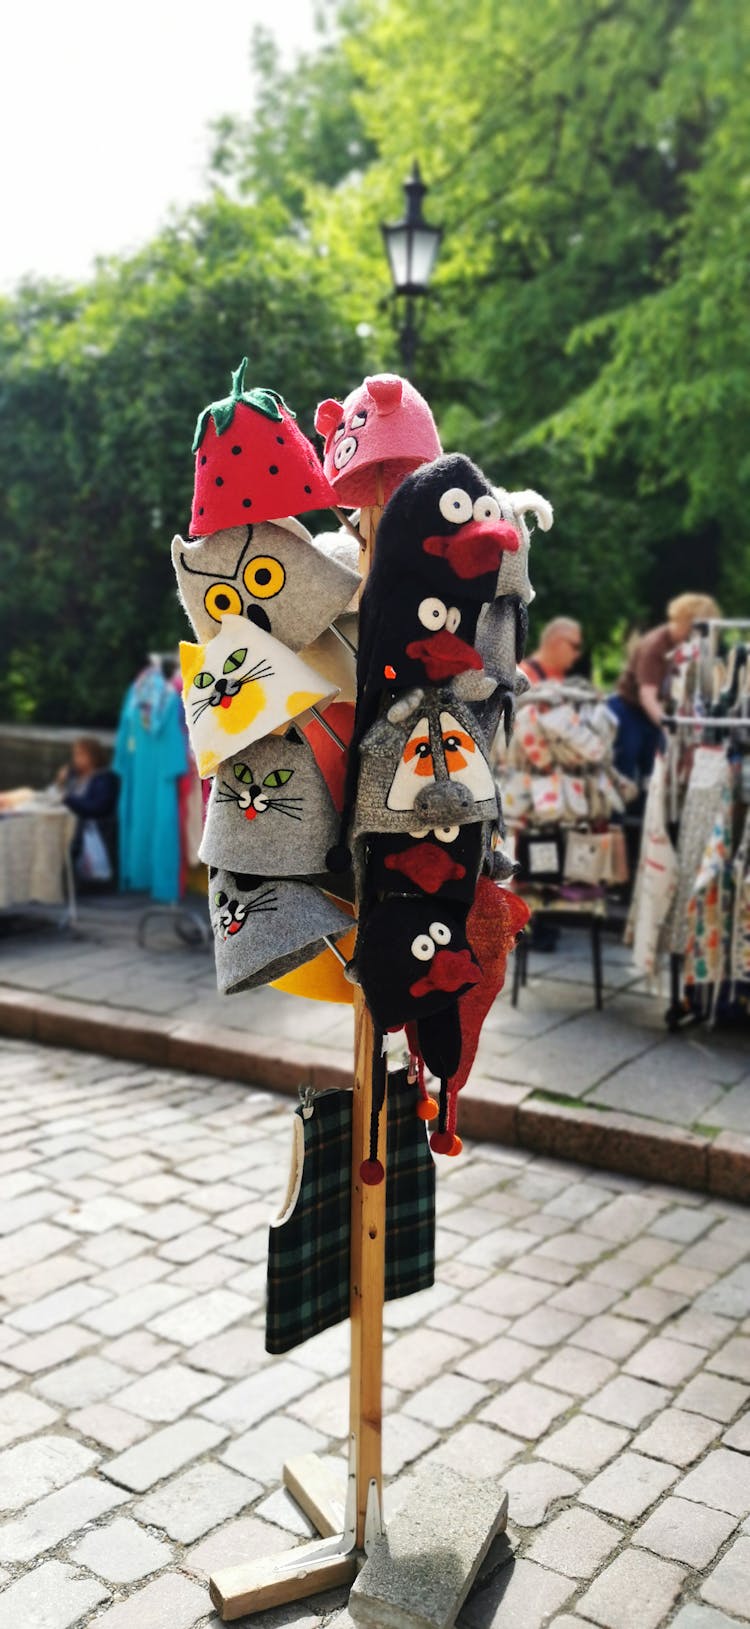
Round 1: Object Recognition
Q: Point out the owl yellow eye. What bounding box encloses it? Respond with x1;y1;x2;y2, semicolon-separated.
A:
204;583;242;622
243;556;286;600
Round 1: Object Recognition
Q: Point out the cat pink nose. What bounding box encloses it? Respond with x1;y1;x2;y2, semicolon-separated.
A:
244;808;257;821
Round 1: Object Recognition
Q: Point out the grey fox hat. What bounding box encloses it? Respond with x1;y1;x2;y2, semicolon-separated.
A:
172;519;361;649
200;727;339;876
351;687;499;845
209;870;353;994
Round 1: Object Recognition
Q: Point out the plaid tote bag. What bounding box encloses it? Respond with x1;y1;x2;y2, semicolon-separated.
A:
265;1068;435;1355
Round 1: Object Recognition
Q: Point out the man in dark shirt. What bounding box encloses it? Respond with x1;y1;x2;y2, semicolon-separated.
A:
610;593;719;784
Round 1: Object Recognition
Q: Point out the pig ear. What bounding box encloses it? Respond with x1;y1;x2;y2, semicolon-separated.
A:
315;398;344;437
365;375;403;415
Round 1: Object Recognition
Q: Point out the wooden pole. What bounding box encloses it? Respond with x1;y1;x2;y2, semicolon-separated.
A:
349;474;385;1547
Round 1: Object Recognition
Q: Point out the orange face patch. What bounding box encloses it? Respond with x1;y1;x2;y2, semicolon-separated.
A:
441;729;475;772
403;735;435;777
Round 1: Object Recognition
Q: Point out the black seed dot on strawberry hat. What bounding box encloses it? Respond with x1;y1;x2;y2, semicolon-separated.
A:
276;435;284;445
232;445;242;455
199;507;204;515
242;499;252;508
200;455;207;466
304;485;312;494
215;477;224;487
269;465;279;475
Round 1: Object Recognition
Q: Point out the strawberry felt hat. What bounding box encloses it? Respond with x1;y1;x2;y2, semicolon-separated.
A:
314;374;441;508
191;358;337;534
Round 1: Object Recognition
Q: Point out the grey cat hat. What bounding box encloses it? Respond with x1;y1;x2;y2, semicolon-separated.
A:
200;728;338;875
172;519;361;649
351;688;499;844
208;870;353;994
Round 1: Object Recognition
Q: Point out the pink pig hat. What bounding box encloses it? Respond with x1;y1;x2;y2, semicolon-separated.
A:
315;373;441;507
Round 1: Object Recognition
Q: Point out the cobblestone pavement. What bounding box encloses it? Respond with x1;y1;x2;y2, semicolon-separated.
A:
0;1040;749;1629
4;895;750;1142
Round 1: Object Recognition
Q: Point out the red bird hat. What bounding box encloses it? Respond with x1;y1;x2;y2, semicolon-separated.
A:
190;358;337;535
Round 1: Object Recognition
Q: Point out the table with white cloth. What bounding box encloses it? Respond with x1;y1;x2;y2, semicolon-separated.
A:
0;802;77;916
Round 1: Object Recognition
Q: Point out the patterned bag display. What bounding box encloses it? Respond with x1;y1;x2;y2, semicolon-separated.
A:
265;1071;436;1354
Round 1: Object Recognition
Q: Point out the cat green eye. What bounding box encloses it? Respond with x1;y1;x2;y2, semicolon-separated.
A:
223;648;247;674
263;769;294;788
234;764;254;785
194;671;214;689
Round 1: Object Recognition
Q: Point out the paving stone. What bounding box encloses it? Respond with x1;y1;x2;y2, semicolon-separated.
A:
700;1535;750;1617
664;1309;736;1350
532;1347;616;1397
526;1506;621;1577
221;1414;327;1486
457;1336;539;1385
723;1414;750;1451
576;1549;685;1629
506;1306;583;1348
0;1473;127;1561
203;1359;311;1432
570;1314;645;1361
384;1328;469;1391
427;1305;509;1346
464;1272;551;1318
135;1460;260;1542
677;1372;750;1423
633;1407;720;1467
157;1222;234;1263
501;1460;581;1528
383;1414;439;1477
111;1360;222;1421
57;1194;145;1232
613;1285;690;1325
81;1283;189;1336
0;1389;58;1448
68;1515;173;1582
0;1558;109;1629
404;1372;489;1428
185;1512;291;1576
254;1485;317;1536
707;1335;750;1382
580;1451;678;1521
288;1373;355;1437
547;1280;619;1318
101;1329;179;1374
697;1265;750;1320
625;1336;704;1387
3;1322;95;1373
649;1205;717;1244
425;1422;525;1479
4;1281;109;1334
459;1556;574;1628
0;1433;98;1511
146;1287;247;1345
189;1325;270;1379
105;1417;226;1492
678;1447;750;1517
480;1380;572;1440
33;1355;132;1409
81;1570;207;1629
671;1607;747;1629
634;1494;737;1568
68;1401;150;1452
92;1255;170;1295
536;1415;630;1477
583;1375;671;1429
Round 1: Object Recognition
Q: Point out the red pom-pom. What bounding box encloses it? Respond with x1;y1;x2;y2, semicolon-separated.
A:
384;664;397;681
416;1097;439;1122
360;1159;385;1186
430;1130;463;1157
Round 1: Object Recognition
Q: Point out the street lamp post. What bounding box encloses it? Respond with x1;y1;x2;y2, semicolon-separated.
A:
381;161;443;374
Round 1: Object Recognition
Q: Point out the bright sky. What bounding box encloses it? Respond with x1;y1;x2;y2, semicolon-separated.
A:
2;0;320;290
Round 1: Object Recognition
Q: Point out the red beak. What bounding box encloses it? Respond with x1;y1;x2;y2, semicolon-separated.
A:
422;519;519;579
384;843;466;894
409;947;481;999
405;630;483;681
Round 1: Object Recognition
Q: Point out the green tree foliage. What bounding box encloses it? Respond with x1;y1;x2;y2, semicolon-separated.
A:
0;197;363;723
1;0;747;723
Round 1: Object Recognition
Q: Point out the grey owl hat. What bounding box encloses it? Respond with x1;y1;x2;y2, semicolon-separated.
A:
209;871;353;994
351;687;499;845
172;519;361;649
200;728;338;876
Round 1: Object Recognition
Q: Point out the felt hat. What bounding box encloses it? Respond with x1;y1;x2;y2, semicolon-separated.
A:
180;613;338;778
358;822;485;911
191;358;337;534
351;690;499;844
172;521;360;649
302;626;357;705
199;726;339;875
475;596;529;692
209;869;353;994
357;896;479;1033
449;879;531;1097
492;487;553;604
271;913;357;1004
315;374;441;507
301;704;355;815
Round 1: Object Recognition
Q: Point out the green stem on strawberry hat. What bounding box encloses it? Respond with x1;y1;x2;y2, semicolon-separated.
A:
192;358;296;452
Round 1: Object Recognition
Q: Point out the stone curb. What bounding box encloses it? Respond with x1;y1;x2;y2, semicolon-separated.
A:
0;984;747;1201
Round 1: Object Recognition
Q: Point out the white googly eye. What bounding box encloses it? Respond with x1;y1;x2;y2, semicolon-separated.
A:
333;423;346;441
411;934;436;962
334;436;358;469
446;606;461;634
417;597;448;630
439;488;473;524
435;825;459;843
351;411;367;429
473;493;501;523
408;826;430;838
429;921;451;946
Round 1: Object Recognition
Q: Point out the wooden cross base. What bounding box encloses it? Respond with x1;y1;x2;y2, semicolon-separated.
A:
209;1452;359;1621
